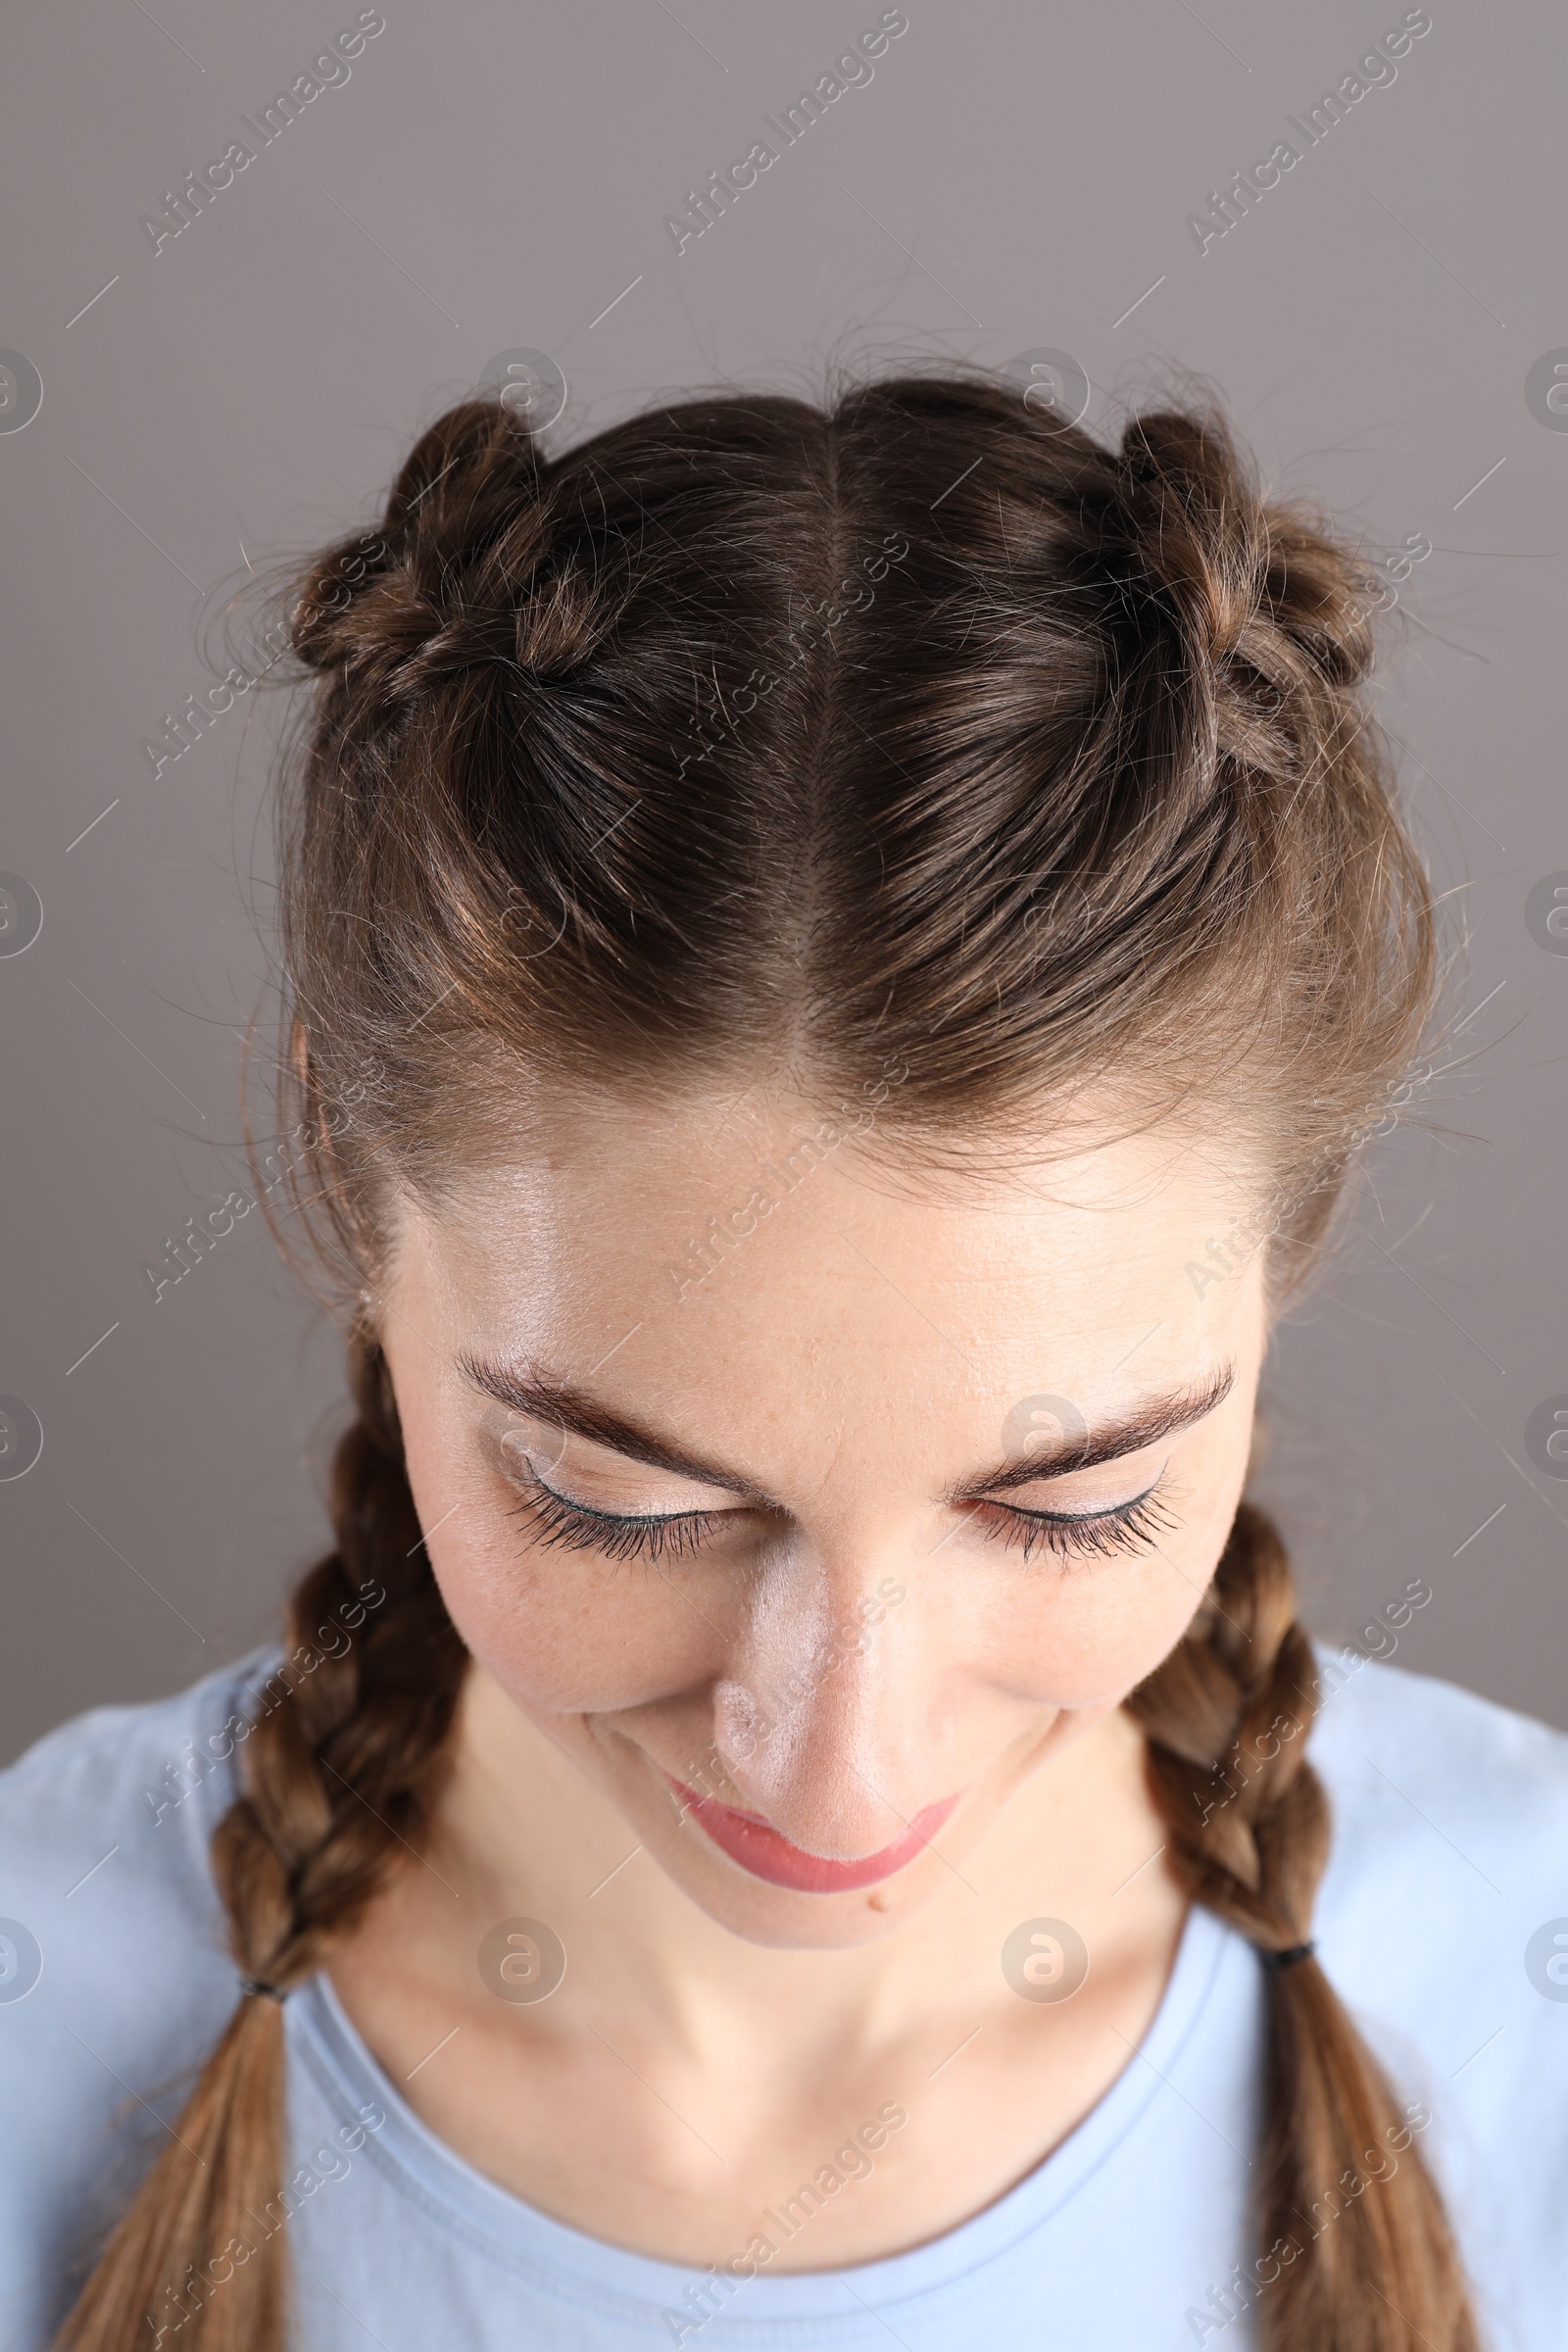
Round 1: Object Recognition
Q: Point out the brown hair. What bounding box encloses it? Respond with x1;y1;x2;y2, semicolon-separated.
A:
56;372;1474;2349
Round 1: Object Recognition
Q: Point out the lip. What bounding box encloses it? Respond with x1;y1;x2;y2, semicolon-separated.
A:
666;1777;961;1893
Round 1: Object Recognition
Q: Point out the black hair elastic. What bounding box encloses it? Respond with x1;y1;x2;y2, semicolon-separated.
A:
1259;1940;1316;1973
240;1978;289;2002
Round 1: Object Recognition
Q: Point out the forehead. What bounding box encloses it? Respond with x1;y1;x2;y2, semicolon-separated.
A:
389;1088;1266;1439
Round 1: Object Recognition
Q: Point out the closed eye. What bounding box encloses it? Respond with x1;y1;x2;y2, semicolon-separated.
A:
968;1473;1177;1566
505;1460;1177;1574
505;1474;734;1565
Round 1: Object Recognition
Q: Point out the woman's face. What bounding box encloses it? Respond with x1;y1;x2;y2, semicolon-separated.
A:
377;1086;1270;1949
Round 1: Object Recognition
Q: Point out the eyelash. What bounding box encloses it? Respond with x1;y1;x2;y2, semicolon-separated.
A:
506;1472;1176;1570
507;1478;722;1564
970;1483;1177;1566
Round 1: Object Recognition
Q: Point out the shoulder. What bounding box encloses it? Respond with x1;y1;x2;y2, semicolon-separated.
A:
0;1646;282;1926
0;1653;281;2338
0;1644;298;2028
0;1643;283;2020
1305;1642;1568;1906
1303;1645;1568;2293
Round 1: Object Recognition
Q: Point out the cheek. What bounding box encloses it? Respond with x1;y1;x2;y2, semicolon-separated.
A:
976;1437;1250;1710
974;1552;1203;1715
400;1397;718;1719
399;1373;719;1712
426;1515;720;1719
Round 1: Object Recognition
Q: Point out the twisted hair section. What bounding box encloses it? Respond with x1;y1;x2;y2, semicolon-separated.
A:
1129;1506;1478;2348
52;1334;467;2352
58;370;1465;2349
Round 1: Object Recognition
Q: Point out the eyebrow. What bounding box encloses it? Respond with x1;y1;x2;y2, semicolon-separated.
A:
947;1363;1236;1497
459;1356;778;1502
460;1354;1236;1507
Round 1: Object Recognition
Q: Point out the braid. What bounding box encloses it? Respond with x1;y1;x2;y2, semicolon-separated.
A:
52;1331;468;2352
1127;1502;1479;2350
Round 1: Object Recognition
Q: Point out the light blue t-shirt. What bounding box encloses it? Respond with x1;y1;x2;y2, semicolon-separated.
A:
2;1646;1566;2351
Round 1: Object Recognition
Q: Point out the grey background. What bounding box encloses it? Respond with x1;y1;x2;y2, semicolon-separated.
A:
1;0;1564;1764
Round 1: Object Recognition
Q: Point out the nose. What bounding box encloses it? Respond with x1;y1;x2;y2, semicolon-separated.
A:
710;1547;936;1859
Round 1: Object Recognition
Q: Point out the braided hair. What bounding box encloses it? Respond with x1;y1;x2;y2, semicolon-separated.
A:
1131;1505;1476;2345
56;370;1473;2349
53;1328;466;2349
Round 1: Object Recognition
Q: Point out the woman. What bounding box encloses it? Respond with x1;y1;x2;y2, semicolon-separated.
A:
5;374;1564;2350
